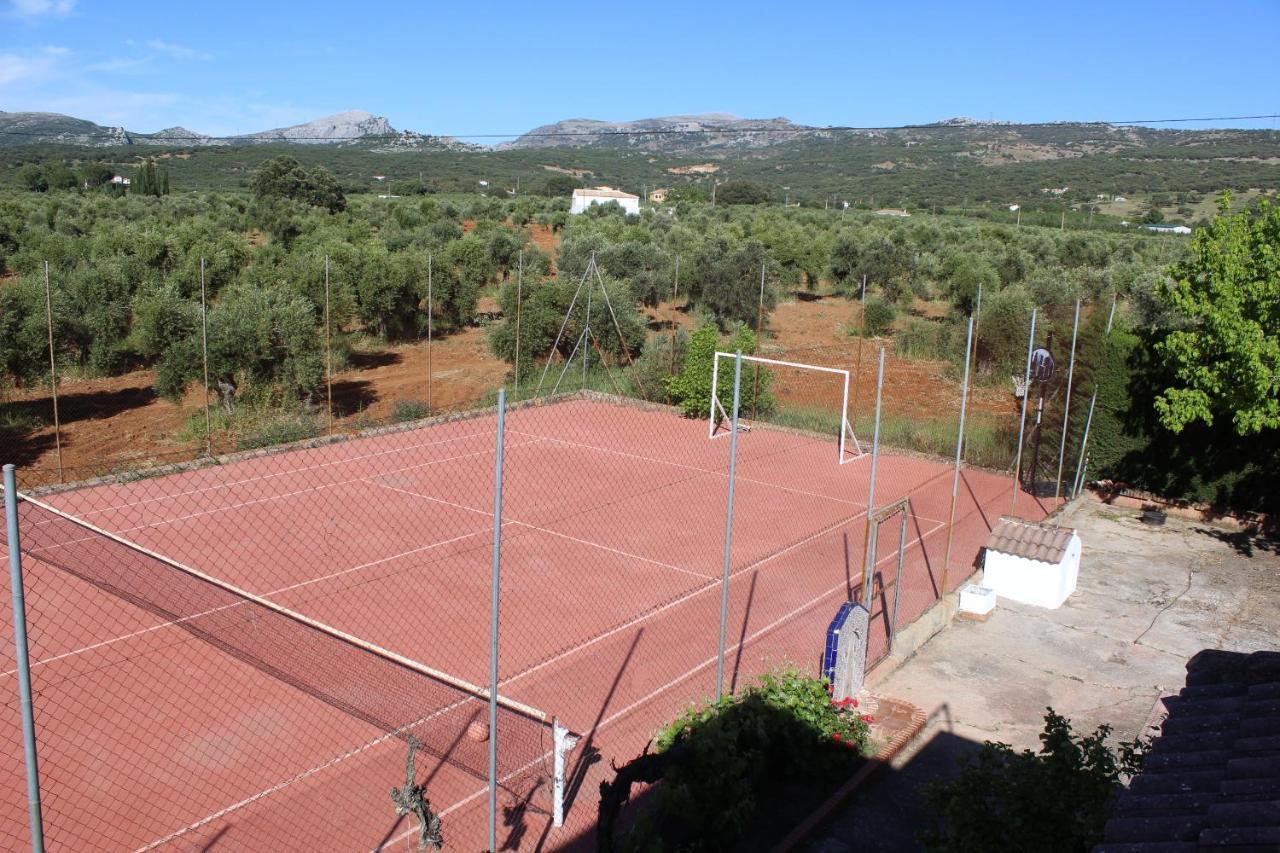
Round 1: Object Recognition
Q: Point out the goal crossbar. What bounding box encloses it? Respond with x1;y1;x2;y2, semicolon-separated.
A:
709;352;863;463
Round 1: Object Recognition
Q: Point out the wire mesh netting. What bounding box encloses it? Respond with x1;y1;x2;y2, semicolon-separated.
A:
1;290;1096;849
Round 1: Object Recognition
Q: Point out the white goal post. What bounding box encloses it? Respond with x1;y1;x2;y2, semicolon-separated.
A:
708;351;864;463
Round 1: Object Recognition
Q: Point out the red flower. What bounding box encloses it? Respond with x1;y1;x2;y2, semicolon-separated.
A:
845;740;857;749
861;714;875;724
831;732;842;742
852;699;859;708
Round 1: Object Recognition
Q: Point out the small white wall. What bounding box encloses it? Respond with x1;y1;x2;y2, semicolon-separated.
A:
982;533;1081;609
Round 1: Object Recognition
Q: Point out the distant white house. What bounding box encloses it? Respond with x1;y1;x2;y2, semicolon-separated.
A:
109;175;130;186
571;187;640;215
873;208;910;217
1145;224;1192;235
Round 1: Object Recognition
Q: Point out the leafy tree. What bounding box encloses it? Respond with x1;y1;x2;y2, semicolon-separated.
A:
79;162;114;188
921;709;1146;853
666;322;770;418
156;281;323;411
715;179;771;205
1154;198;1280;435
688;237;777;328
43;163;78;191
488;274;646;384
18;165;47;193
543;174;581;197
250;155;346;213
860;298;897;337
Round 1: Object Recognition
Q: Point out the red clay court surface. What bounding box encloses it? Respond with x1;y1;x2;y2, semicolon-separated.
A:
1;397;1058;851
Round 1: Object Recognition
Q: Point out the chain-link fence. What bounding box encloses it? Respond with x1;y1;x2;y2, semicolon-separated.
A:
3;262;1107;850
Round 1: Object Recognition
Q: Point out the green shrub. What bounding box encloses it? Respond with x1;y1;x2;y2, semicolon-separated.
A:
604;669;871;852
895;317;959;361
921;709;1147;852
391;400;430;423
666;322;772;419
858;298;897;337
236;413;320;450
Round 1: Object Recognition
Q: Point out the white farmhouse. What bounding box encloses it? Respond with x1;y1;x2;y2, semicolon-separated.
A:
1144;224;1193;235
570;187;640;215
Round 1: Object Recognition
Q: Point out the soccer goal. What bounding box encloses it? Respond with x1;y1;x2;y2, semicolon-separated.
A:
708;351;864;463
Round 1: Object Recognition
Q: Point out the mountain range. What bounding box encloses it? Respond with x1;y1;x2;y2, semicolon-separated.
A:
0;109;482;152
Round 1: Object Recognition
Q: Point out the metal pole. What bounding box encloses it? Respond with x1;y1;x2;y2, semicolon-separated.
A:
487;389;506;853
427;253;434;413
1054;299;1081;499
851;275;867;422
42;263;62;482
583;254;593;389
1106;292;1118;334
5;464;46;853
1011;309;1037;515
942;315;975;588
752;262;765;418
863;348;886;580
669;255;680;394
715;352;743;702
200;258;211;457
1072;393;1096;498
514;251;522;398
324;256;333;432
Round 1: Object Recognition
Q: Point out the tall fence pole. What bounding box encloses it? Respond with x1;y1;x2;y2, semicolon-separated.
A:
427;253;434;414
200;257;212;457
942;314;975;590
42;262;62;482
487;388;507;853
1011;309;1037;515
851;275;867;422
5;464;46;853
514;250;523;398
1054;299;1081;499
582;254;594;389
323;256;334;432
1068;293;1117;500
715;352;743;702
752;262;765;418
669;255;680;401
863;348;886;581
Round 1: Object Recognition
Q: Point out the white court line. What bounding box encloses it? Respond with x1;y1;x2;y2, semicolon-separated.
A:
5;526;491;678
508;427;869;509
32;437;955;847
379;516;949;851
60;426;505;522
24;437;544;557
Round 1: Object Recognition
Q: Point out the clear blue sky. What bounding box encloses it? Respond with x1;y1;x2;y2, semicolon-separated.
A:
2;0;1277;140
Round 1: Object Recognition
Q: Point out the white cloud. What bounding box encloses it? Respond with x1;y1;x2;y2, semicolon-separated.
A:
145;39;211;61
7;0;76;18
0;50;58;85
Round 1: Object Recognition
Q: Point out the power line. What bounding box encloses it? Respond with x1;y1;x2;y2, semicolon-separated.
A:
0;114;1277;143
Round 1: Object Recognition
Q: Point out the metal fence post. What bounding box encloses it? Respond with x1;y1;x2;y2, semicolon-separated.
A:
5;464;45;853
488;389;506;853
1072;394;1097;498
199;257;212;457
1054;299;1081;499
323;255;333;432
427;253;434;413
42;263;62;482
514;250;522;398
942;315;975;589
863;348;886;589
715;352;743;702
1011;309;1037;515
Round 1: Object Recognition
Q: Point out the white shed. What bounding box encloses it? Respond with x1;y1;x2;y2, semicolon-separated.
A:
981;517;1081;609
570;187;640;216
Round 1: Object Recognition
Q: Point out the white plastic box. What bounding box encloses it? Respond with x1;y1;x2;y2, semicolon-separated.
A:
959;584;997;616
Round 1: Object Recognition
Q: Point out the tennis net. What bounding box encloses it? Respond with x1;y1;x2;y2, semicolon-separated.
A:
9;492;558;850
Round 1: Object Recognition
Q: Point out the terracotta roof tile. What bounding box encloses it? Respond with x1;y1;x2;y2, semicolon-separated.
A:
984;516;1075;563
1096;650;1280;852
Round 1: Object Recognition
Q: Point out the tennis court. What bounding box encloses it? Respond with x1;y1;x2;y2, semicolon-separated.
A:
1;395;1057;850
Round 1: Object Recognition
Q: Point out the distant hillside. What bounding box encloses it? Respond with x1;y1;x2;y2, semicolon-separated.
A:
0;109;481;151
500;113;811;152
